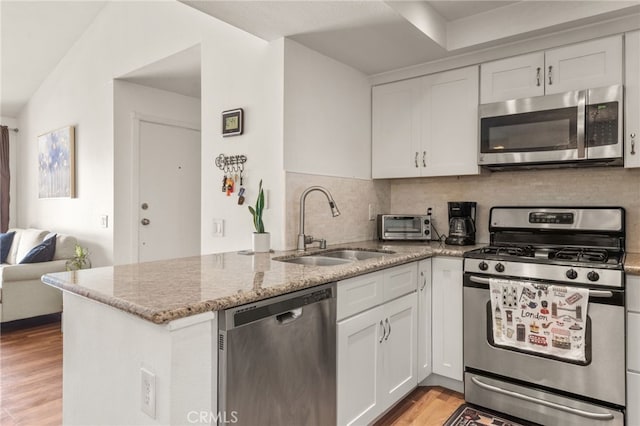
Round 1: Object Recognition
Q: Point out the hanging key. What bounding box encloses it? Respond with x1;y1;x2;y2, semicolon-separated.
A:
222;175;228;192
226;177;235;196
237;187;245;205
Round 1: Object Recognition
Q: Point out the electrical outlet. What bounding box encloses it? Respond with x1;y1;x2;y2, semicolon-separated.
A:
100;215;109;228
141;368;156;419
368;204;376;221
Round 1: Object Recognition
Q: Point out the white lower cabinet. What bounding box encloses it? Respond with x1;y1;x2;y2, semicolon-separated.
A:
628;275;640;424
628;372;640;426
431;257;463;381
337;263;418;426
417;259;432;382
337;304;385;426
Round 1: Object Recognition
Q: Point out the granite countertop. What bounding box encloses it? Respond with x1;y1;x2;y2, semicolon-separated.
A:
625;253;640;276
42;240;481;324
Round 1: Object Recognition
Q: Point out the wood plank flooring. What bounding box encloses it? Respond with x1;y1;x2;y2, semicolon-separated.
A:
375;386;464;426
1;316;62;426
0;315;463;426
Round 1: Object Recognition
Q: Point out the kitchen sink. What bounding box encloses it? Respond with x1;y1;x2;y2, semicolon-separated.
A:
321;249;394;261
275;256;353;267
274;248;394;267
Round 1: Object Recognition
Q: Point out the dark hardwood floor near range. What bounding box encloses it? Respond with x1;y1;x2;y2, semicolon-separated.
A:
0;315;463;426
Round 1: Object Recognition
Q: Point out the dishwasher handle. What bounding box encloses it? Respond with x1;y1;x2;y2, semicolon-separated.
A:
277;308;303;325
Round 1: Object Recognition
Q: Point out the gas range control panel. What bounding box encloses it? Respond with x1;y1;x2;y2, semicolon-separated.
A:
464;258;624;288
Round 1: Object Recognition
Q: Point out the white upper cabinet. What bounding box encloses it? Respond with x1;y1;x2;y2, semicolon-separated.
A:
480;52;545;103
481;35;622;103
372;78;422;178
625;31;640;169
372;66;479;179
421;66;479;177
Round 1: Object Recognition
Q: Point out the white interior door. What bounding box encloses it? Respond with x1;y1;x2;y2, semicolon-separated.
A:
138;121;201;262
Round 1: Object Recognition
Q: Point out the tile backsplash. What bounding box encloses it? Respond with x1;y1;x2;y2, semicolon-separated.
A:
285;167;640;253
285;172;390;250
390;167;640;252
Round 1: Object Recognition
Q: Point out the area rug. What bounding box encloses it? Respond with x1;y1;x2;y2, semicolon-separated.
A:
444;403;529;426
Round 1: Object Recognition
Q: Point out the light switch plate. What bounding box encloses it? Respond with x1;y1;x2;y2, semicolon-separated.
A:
100;215;109;228
213;219;224;237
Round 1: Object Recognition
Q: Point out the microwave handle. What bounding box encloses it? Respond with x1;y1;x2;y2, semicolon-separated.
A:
577;90;586;158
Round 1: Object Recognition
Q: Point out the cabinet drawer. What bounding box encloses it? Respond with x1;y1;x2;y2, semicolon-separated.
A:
337;272;384;321
384;263;418;302
628;275;640;312
629;312;640;372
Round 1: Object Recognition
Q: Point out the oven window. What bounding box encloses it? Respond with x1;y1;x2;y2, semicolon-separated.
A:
484;302;592;366
481;107;577;154
385;217;422;233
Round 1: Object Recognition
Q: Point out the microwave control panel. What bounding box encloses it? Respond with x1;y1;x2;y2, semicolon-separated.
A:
587;101;618;146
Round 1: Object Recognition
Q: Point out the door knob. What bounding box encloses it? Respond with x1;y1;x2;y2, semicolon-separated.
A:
141;218;150;226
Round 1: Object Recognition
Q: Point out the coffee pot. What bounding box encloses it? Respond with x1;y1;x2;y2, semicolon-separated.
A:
445;202;477;245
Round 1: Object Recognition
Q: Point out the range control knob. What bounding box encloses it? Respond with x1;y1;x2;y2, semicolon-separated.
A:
479;261;489;271
495;263;505;273
566;269;578;280
587;271;600;282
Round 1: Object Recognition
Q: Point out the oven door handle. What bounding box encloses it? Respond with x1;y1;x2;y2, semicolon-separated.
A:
469;275;491;285
469;275;614;298
470;377;615;421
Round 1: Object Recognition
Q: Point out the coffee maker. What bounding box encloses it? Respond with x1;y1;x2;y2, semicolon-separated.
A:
445;202;477;245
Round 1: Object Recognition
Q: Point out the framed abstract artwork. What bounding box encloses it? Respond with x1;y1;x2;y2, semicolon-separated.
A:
38;126;76;198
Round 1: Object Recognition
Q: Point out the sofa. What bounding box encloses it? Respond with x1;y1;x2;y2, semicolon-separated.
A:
0;228;77;323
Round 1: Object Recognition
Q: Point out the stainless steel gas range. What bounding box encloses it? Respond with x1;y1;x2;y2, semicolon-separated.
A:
463;207;626;425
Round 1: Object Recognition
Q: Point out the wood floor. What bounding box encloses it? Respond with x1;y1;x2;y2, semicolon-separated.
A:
1;316;62;426
0;316;463;426
375;386;464;426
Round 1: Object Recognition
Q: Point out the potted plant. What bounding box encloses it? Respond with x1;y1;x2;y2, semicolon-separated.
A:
248;179;270;252
65;244;91;271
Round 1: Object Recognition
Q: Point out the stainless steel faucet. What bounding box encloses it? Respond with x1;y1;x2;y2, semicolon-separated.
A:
297;186;340;251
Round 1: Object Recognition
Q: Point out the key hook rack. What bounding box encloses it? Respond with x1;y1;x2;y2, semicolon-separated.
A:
215;154;247;172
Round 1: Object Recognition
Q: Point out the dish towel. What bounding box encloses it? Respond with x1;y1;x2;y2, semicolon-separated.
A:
489;278;589;362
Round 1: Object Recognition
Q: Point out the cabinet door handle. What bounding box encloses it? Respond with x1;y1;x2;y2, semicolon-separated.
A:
548;65;553;85
422;151;426;167
420;271;427;291
631;133;637;155
379;320;385;343
536;67;541;86
384;318;391;341
414;152;419;168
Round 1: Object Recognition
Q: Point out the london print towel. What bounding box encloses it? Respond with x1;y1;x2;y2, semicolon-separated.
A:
489;278;589;362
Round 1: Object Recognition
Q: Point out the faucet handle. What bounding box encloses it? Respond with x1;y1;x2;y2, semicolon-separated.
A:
319;239;327;249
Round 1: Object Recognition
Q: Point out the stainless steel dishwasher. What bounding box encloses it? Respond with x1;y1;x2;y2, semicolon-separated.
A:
218;282;336;426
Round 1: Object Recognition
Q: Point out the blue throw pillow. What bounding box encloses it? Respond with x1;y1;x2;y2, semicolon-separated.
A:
19;234;57;264
0;231;16;263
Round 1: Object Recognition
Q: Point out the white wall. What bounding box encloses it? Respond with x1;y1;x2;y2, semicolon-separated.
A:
16;2;285;265
113;80;201;265
1;116;18;229
283;39;371;179
201;38;285;254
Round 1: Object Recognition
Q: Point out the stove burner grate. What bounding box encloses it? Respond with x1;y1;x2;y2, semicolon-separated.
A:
549;248;609;263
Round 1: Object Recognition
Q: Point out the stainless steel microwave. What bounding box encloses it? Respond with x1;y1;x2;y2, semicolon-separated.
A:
479;85;623;169
377;215;431;241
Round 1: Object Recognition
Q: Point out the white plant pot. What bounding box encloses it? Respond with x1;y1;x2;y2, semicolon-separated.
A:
252;232;271;253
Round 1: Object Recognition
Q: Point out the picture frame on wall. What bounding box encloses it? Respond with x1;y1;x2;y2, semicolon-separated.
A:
222;108;244;137
38;126;76;198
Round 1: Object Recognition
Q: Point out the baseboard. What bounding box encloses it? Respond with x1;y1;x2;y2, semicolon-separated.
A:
419;374;464;393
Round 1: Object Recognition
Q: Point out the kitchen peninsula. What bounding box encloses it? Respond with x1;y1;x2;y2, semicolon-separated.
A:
42;241;476;425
